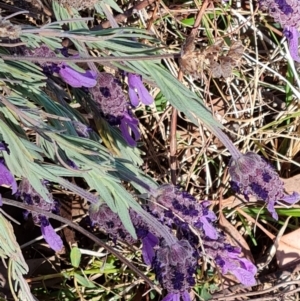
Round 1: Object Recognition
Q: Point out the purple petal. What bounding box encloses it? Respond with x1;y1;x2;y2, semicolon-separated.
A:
200;216;218;239
119;113;141;147
231;268;256;286
0;162;17;194
41;221;63;251
128;87;139;107
286;26;300;62
142;238;155;265
267;201;278;220
135;82;153;105
141;233;159;265
161;293;180;301
238;257;257;275
120;119;137;147
182;291;191;301
282;192;300;204
145;232;159;247
128;73;153;106
58;65;97;88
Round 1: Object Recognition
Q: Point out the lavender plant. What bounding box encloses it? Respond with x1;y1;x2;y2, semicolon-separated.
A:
0;1;298;300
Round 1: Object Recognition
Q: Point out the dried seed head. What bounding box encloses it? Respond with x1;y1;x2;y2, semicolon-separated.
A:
179;39;243;79
59;0;98;10
0;17;21;40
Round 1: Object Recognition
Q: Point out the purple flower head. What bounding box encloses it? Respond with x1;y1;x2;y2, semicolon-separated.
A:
0;141;10;154
89;72;141;147
24;45;97;88
89;202;137;244
228;152;299;219
40;216;63;251
18;178;62;251
18;178;58;223
150;185;218;239
127;73;154;107
153;240;196;298
0;160;17;194
203;231;257;286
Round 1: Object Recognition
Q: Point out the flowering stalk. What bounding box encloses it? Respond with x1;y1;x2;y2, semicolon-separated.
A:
208;125;299;219
259;0;300;61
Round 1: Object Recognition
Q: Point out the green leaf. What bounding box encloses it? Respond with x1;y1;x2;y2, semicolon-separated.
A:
70;247;81;268
74;273;96;288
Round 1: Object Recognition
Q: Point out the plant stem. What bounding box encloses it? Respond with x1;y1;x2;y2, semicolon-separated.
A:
0;53;180;63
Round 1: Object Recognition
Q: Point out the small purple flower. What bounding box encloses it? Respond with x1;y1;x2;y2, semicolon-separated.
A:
40;216;63;251
127;73;154;107
24;45;97;88
119;112;141;147
58;65;97;88
229;152;300;219
0;160;17;194
141;232;159;265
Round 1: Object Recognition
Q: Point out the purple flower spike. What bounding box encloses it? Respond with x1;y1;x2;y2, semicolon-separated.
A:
153;240;196;299
285;27;300;62
229;152;299;219
128;73;153;107
40;217;63;251
0;160;17;194
151;185;218;239
120;113;141;147
58;65;97;88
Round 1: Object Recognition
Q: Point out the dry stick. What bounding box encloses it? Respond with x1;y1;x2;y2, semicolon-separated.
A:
170;0;210;185
1;198;160;293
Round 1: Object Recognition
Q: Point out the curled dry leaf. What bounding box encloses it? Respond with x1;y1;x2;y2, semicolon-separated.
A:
179;39;244;79
276;229;300;268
